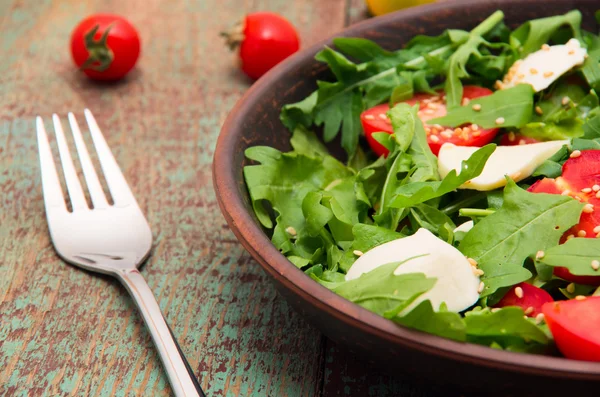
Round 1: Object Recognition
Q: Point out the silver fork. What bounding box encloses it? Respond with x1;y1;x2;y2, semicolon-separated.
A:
36;109;205;397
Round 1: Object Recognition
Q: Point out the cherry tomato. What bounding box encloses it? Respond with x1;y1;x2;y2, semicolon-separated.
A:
223;12;300;80
361;86;499;157
499;133;540;146
71;14;140;81
493;282;553;317
543;297;600;361
529;150;600;285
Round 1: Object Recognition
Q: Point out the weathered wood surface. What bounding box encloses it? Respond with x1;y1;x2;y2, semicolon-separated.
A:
1;0;446;395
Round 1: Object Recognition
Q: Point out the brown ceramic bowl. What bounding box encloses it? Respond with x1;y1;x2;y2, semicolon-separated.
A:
213;0;600;395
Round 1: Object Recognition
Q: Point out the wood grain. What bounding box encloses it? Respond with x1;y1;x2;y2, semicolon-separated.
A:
1;0;447;395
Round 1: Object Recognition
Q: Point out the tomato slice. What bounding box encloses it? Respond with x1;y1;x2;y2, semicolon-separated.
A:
499;133;540;146
361;86;499;157
543;297;600;361
493;282;553;317
528;150;600;285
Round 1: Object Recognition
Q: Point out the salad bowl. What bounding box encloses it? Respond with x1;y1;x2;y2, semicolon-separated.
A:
213;0;600;394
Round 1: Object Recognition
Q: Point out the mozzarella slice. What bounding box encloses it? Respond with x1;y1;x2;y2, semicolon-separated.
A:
454;221;474;234
502;39;587;92
345;228;480;313
438;140;569;191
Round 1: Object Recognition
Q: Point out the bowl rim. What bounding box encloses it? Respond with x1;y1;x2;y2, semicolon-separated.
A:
213;0;600;379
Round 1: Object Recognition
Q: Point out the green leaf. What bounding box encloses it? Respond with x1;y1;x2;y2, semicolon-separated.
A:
538;238;600;276
430;85;534;128
532;144;569;178
510;10;582;57
351;223;403;253
459;179;584;296
409;203;456;243
445;11;506;108
389;145;496;209
464;307;548;349
332;264;436;318
280;92;317;132
290;126;329;157
581;48;600;92
395;300;466;342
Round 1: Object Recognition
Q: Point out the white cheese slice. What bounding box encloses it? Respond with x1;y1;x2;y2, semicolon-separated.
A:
454;221;474;234
502;39;587;92
438;140;569;191
345;228;480;313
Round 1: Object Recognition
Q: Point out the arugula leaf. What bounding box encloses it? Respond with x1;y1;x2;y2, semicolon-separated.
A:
510;10;582;57
532;144;569;178
464;307;549;349
280;92;318;133
459;179;584;296
306;264;346;289
389;144;495;209
409;203;456;243
332;263;436;318
395;300;466;342
581;47;600;92
520;84;596;140
445;11;506;108
538;238;600;276
351;223;403;253
430;85;534;128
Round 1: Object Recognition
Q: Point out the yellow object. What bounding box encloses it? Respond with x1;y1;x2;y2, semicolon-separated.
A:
366;0;437;15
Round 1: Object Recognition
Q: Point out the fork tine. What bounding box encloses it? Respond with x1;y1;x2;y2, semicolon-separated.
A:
68;113;109;209
84;109;135;206
52;114;88;211
36;117;67;212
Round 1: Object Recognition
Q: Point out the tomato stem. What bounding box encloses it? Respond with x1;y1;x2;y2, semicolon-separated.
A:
80;23;114;72
220;20;245;51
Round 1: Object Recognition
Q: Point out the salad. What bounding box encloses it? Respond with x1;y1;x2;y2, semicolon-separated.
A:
243;10;600;361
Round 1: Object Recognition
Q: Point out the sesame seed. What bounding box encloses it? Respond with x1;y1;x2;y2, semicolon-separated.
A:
566;283;575;293
536;250;545;260
441;130;453;139
597;232;600;238
530;68;538;75
472;104;482;111
424;109;435;115
592;260;600;270
583;204;594;214
566;234;575;240
575;196;583;201
353;250;364;257
535;106;544;115
561;189;571;196
518;139;526;145
582;188;593;193
596;191;600;199
491;308;501;313
463;127;471;134
433;124;443;130
472;268;484;277
575;295;586;301
427;103;438;110
543;71;554;78
495;117;505;125
517;73;525;80
364;114;375;120
495;80;504;90
508;131;516;142
478;281;485;293
515;286;524;298
578;230;588;237
570;150;582;158
541;44;551;51
562;96;570;106
568;49;575;55
473;131;481;137
593;185;600;192
430;135;440;143
467;257;478;267
471;124;479;131
285;226;297;236
535;313;545;324
524;307;534;315
379;113;387;120
594;226;600;234
462;98;471;106
454;128;463;134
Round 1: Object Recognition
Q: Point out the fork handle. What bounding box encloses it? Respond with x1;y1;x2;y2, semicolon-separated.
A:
116;268;206;397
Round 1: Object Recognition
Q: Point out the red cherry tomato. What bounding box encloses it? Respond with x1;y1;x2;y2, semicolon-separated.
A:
529;150;600;285
543;297;600;361
223;12;300;80
499;133;540;146
360;86;499;157
493;282;553;317
71;14;140;81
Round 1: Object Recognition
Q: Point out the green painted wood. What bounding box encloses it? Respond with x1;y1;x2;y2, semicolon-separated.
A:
0;0;346;395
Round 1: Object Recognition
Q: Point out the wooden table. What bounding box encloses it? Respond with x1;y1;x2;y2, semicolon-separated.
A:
0;1;451;395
